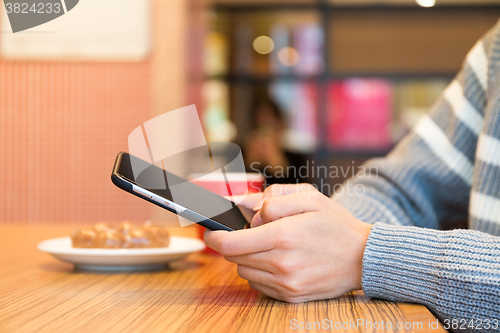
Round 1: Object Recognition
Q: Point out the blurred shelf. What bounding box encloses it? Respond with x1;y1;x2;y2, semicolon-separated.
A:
328;4;500;10
206;74;321;83
317;148;393;157
212;2;500;11
328;9;500;74
205;72;456;82
213;3;321;11
327;73;456;80
212;0;316;5
205;0;498;156
329;0;500;6
212;0;500;5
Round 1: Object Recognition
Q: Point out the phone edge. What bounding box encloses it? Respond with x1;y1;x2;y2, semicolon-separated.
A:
111;152;235;232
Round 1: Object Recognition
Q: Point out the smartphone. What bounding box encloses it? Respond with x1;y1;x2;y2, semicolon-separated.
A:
111;152;254;231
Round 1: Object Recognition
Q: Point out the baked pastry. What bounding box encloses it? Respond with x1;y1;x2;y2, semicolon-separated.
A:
71;221;170;249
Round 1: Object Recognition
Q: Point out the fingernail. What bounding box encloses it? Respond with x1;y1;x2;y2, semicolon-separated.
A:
253;199;265;211
250;211;262;227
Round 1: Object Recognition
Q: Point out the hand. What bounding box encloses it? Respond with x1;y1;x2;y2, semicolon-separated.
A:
204;189;373;302
231;183;318;226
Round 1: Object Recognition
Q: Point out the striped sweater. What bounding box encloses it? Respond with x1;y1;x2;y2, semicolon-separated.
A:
332;20;500;332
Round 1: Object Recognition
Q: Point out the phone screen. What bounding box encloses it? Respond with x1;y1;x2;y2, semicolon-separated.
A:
115;153;253;230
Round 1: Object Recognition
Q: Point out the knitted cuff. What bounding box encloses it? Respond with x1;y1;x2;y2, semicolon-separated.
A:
361;222;500;321
362;223;444;307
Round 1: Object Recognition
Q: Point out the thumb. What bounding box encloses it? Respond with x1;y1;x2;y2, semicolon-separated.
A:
253;183;318;210
226;192;266;210
251;190;323;228
251;210;263;228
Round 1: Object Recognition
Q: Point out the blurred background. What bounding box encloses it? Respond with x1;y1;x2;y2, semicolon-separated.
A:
1;0;500;224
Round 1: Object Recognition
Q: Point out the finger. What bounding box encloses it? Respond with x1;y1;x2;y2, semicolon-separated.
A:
247;281;285;302
250;280;317;303
263;183;317;197
237;265;278;286
203;229;225;253
250;210;263;228
225;251;277;273
257;190;324;226
253;184;318;211
228;192;265;210
203;223;279;256
250;281;329;303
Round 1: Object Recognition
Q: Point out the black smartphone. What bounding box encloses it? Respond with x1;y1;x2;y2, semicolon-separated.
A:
111;152;254;231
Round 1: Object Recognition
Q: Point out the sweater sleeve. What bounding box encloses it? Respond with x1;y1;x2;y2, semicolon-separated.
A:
332;21;500;230
362;223;500;333
330;21;500;332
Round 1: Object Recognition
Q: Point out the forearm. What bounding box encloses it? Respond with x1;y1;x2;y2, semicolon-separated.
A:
332;176;431;227
331;133;472;230
362;223;500;333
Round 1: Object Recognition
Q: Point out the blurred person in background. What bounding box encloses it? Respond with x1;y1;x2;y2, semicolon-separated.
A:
206;20;500;332
244;99;308;186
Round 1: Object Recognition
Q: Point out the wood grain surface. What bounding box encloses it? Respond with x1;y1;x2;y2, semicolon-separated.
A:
0;225;447;333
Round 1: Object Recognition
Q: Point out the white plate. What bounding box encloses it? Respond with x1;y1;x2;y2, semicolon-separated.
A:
38;236;205;272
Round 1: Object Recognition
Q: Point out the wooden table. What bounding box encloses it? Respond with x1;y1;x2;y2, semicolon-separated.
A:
0;225;446;333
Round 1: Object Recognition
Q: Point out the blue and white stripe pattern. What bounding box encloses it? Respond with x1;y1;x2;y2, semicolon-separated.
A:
332;20;500;332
